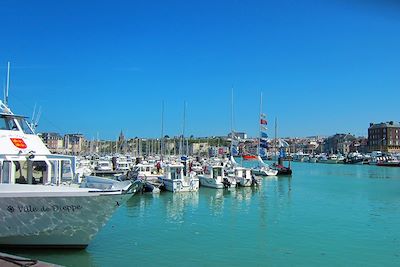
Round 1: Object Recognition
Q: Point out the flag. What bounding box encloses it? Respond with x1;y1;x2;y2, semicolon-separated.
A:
261;132;268;138
260;119;268;125
260;143;269;149
231;146;238;156
260;125;268;131
261;113;266;119
260;138;268;149
279;148;286;158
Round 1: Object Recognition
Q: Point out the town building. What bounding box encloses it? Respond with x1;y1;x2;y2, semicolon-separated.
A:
368;121;400;153
64;133;85;155
323;134;356;154
40;132;64;153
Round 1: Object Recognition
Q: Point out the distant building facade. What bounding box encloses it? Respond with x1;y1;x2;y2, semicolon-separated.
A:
323;134;356;154
64;134;85;155
41;132;64;153
368;121;400;153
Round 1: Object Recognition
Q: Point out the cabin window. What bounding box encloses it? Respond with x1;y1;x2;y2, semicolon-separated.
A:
61;160;73;182
32;161;47;184
14;161;28;184
213;168;222;179
1;161;11;184
0;117;18;131
50;161;59;184
16;118;34;134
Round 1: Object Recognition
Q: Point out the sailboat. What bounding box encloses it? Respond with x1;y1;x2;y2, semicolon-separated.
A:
271;118;293;175
251;92;278;176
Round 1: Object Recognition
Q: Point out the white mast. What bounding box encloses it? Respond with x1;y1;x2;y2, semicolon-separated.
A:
230;87;235;156
258;92;263;156
5;62;10;106
182;101;187;155
161;101;165;160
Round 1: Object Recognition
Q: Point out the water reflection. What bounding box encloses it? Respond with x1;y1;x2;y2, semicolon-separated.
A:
200;188;228;216
163;192;199;224
125;192;160;218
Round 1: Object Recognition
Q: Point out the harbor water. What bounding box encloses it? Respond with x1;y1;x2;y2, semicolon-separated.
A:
5;162;400;266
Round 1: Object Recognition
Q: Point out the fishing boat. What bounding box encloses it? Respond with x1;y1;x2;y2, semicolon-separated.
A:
0;98;134;248
198;164;231;189
158;162;199;192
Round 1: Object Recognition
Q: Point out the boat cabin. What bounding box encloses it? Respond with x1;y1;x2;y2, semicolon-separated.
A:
0;111;75;186
235;167;251;179
163;164;184;180
204;165;224;179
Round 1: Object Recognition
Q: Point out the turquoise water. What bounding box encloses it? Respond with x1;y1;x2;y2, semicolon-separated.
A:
5;162;400;266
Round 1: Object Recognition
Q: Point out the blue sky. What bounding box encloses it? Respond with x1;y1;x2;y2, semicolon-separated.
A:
1;0;399;140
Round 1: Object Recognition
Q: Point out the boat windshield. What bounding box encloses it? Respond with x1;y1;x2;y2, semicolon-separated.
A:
16;118;34;134
0;116;18;131
213;167;222;178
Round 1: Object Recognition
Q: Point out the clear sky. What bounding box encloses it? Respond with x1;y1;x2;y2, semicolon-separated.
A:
1;0;399;140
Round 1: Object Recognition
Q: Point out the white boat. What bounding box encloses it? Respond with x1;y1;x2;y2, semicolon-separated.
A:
251;156;278;176
0;98;134;248
158;163;199;192
231;167;254;187
115;160;130;172
190;161;204;174
198;164;231;189
132;162;162;181
0;184;132;248
326;154;339;164
95;160;113;171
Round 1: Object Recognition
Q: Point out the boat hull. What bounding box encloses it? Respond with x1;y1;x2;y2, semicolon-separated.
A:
159;178;200;192
198;176;224;189
0;189;131;248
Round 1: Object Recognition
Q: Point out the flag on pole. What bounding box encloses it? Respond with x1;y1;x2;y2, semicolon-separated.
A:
261;113;266;119
260;138;268;149
260;119;268;125
260;125;268;131
261;132;268;138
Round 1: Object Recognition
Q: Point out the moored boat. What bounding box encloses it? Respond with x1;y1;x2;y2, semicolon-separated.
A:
0;98;134;248
158;162;199;192
198;164;231;189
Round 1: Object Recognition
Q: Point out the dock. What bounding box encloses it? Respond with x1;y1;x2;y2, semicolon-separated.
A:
0;252;61;267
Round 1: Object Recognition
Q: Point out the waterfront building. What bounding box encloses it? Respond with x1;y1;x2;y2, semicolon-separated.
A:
368;121;400;153
64;133;85;155
40;132;64;153
323;134;356;154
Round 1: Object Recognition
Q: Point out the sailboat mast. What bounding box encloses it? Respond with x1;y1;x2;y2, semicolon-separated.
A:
258;92;262;156
161;101;164;159
230;87;234;156
274;117;278;157
183;101;186;155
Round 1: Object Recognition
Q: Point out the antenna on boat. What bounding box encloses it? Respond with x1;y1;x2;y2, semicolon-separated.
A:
5;61;10;106
32;103;37;123
34;106;42;129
